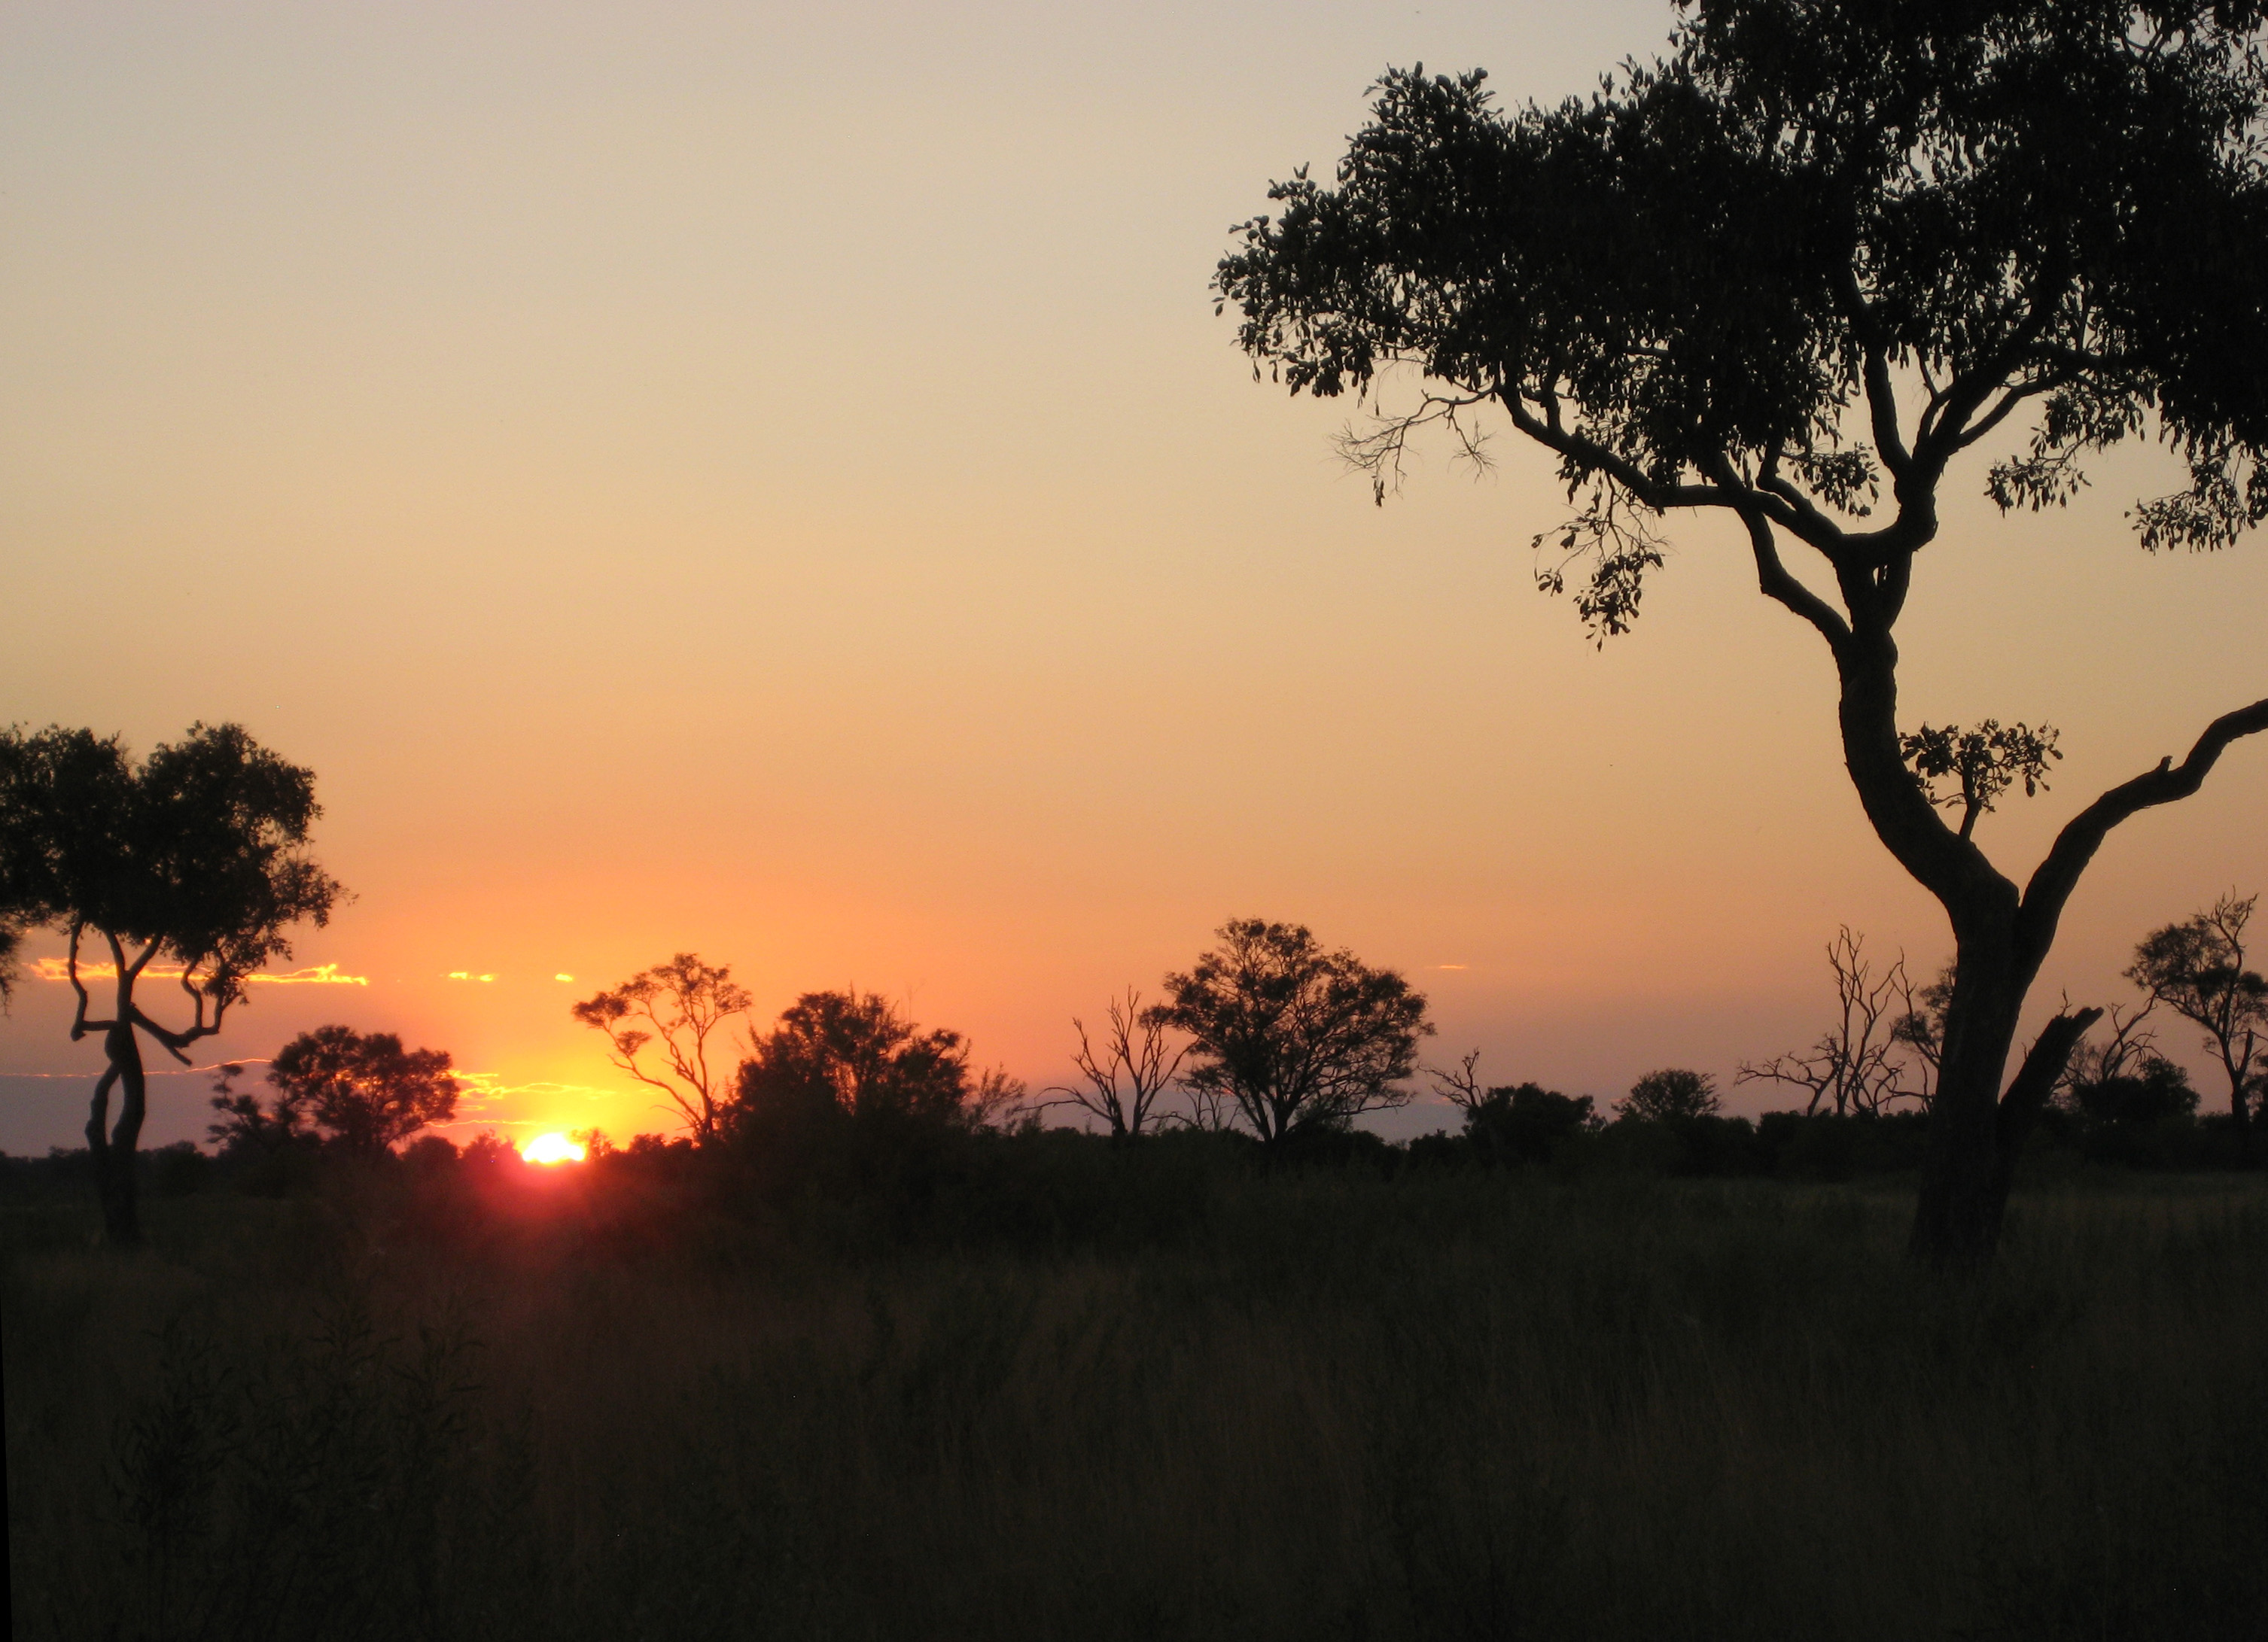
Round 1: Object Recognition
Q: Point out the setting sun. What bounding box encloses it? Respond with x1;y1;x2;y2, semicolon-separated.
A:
519;1133;586;1166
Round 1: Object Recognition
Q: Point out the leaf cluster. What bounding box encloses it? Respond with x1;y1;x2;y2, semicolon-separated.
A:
1898;718;2061;838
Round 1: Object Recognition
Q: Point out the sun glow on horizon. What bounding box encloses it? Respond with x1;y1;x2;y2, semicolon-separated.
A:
520;1132;587;1165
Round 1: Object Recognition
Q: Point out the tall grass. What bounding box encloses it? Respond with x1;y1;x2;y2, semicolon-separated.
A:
8;1166;2266;1640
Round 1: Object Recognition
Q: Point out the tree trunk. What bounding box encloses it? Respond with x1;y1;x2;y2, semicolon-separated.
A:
87;1020;147;1245
2220;1049;2251;1135
1907;931;2097;1268
1907;941;2023;1269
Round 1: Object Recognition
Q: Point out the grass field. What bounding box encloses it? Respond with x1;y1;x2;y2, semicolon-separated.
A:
8;1159;2267;1640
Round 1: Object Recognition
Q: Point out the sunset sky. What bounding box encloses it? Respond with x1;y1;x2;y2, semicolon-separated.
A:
5;0;2264;1153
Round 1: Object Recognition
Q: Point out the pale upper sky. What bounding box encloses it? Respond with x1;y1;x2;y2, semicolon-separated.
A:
4;0;2263;1150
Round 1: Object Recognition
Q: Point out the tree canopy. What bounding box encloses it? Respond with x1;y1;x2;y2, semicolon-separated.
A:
1620;1069;1723;1124
1219;2;2268;606
735;988;1012;1131
0;723;341;1004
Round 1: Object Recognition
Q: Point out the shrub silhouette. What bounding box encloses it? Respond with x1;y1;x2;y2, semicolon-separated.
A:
1464;1084;1597;1166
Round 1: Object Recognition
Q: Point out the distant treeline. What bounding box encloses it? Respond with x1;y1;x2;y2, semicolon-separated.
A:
1;1079;2250;1256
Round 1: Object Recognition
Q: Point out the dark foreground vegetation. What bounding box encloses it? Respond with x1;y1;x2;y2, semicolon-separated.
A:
8;1137;2268;1642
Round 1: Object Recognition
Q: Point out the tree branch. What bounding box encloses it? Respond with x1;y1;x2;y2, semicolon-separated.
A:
1737;506;1851;650
2020;696;2268;965
1862;345;1913;480
1499;389;1741;514
1989;1006;2102;1209
1952;375;2063;453
65;923;114;1038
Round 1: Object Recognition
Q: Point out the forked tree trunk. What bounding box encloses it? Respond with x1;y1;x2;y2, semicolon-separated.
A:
1825;616;2108;1270
86;1020;148;1245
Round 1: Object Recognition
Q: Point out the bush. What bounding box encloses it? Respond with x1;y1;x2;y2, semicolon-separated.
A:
1465;1084;1598;1166
1754;1111;1932;1180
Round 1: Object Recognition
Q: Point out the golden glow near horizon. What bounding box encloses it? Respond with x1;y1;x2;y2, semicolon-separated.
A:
520;1132;587;1165
2;1;2263;1155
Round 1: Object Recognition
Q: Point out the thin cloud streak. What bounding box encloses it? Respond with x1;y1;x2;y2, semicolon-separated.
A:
32;959;366;987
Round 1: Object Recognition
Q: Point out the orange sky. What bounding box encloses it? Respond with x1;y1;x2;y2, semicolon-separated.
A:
4;0;2264;1150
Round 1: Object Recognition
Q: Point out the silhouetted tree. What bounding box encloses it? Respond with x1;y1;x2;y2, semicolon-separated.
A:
0;724;342;1242
1618;1069;1722;1124
1428;1053;1597;1163
1426;1048;1488;1115
1215;2;2268;1263
731;990;1018;1200
735;989;1016;1132
1044;988;1186;1141
2126;892;2268;1134
260;1026;459;1155
1740;928;1929;1114
572;953;753;1144
2072;1054;2200;1130
1155;918;1431;1150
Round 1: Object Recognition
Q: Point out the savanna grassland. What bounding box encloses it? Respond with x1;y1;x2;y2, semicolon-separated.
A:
8;1145;2267;1642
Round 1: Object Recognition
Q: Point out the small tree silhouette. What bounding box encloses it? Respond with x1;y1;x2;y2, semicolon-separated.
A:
1618;1069;1721;1125
735;990;1018;1132
2126;892;2268;1133
1740;929;1933;1115
1044;988;1185;1142
0;723;342;1242
1155;918;1431;1150
572;953;753;1144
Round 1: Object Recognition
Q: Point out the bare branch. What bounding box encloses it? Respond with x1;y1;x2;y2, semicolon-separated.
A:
1737;929;1929;1115
1041;989;1186;1139
1425;1048;1486;1114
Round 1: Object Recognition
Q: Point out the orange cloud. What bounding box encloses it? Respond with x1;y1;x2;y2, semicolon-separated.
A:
446;971;498;984
34;959;367;986
435;1071;618;1127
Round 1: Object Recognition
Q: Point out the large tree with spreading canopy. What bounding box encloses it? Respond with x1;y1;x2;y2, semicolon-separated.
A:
1215;0;2268;1264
